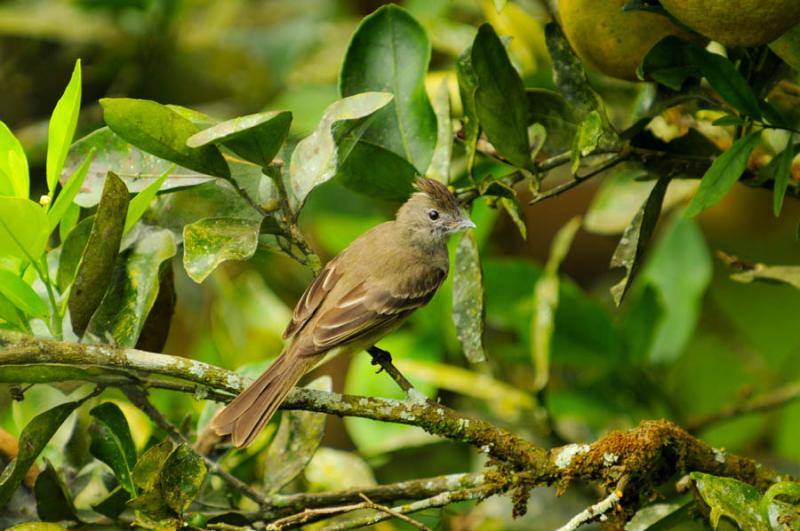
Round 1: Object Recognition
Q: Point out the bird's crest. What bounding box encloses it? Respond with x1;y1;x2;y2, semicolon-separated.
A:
414;176;460;213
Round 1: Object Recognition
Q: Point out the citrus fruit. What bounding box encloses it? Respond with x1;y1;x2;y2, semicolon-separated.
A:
660;0;800;48
559;0;699;81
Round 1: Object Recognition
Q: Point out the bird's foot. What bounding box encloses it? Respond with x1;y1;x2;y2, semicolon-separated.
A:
368;346;392;374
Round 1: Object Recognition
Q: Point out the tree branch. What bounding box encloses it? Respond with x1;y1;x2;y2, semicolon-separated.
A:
0;329;784;523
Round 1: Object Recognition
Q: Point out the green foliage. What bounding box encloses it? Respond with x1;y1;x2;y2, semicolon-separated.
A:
2;1;800;528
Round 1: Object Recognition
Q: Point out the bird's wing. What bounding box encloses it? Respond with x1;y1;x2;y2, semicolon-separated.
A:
283;258;341;339
297;266;447;356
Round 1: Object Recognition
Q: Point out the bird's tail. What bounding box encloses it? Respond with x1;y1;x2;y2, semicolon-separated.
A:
209;351;315;448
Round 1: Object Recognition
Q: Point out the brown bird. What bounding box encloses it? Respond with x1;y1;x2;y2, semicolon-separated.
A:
210;177;475;447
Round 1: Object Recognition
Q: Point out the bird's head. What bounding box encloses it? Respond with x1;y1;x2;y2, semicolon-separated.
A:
396;177;475;246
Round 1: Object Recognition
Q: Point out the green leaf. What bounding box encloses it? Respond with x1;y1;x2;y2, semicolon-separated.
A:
34;460;78;522
526;89;581;157
46;60;81;194
632;215;711;363
262;376;330;494
57;215;93;291
340;4;436;173
47;150;93;233
124;165;173;235
0;121;29;198
132;440;173;493
760;481;800;528
0;269;48;319
91;485;130;520
471;23;530;168
186;110;291;167
0;398;87;509
426;79;452;183
64;127;214;208
100;98;230;179
570;111;604;173
159;443;207;515
729;264;800;290
135;261;175;353
288;92;393;210
531;217;581;392
68;172;129;337
85;228;176;347
640;37;762;119
769;140;794;217
499;196;527;239
712;115;746;127
452;232;487;363
59;202;80;243
456;47;480;176
0;197;48;264
182;217;260;283
544;22;606;118
685;131;761;217
88;402;137;494
689;472;768;530
609;175;670;306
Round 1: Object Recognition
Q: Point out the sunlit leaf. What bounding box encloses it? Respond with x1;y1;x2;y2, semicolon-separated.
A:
159;443;206;515
288;92;393;210
100;98;230;179
471;23;530;168
531;217;581;392
456;47;480;176
0;121;29;198
0;269;48;319
340;4;436;173
609;175;669;306
187;110;291;167
452;232;486;363
183;217;260;283
46;60;81;194
690;472;768;530
570;111;604;174
262;376;329;494
86;228;176;347
685;131;761;217
67;172;129;337
132;440;173;493
47;150;93;233
427;79;452;183
0;398;87;509
123;165;173;235
64;127;214;208
0;197;48;264
760;481;800;528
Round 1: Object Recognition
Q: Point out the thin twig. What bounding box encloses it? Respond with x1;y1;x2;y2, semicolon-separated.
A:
529;154;628;205
687;381;800;433
555;479;626;531
266;493;431;530
121;386;269;509
321;486;497;531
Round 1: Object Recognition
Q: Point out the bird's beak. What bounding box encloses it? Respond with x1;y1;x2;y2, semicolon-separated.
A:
456;216;476;232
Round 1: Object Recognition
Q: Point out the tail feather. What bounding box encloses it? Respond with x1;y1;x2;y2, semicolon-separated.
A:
210;352;314;447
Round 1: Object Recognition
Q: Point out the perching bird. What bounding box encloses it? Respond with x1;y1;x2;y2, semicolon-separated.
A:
210;177;475;447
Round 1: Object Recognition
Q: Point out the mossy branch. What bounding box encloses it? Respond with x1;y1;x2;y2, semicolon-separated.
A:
0;330;784;524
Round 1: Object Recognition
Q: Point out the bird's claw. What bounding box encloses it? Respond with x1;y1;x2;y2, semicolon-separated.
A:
368;347;392;374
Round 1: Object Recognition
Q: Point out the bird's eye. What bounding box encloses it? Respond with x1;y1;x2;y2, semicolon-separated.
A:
428;210;440;221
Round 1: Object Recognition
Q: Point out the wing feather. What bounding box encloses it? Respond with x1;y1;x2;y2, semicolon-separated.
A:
283;260;341;339
305;267;447;354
